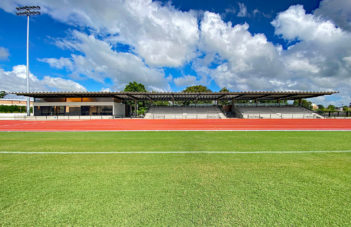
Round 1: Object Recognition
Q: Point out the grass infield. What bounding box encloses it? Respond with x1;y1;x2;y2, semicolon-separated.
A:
1;131;351;225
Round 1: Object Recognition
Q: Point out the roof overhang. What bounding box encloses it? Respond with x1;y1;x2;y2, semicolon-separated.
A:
12;91;338;101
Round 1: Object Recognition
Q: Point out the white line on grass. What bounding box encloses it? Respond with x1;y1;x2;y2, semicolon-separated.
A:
0;150;351;154
1;130;351;132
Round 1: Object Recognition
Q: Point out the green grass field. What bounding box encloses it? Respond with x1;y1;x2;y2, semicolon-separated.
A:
1;131;351;225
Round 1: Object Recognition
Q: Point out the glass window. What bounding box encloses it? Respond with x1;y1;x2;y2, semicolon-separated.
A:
34;97;66;102
54;106;65;115
100;106;113;115
34;106;41;116
66;106;81;115
81;106;90;115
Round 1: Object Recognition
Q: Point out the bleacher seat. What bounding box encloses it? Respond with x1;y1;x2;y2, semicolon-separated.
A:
144;106;226;119
235;105;323;119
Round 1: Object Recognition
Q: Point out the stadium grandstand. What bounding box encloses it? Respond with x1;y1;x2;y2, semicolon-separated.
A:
13;91;336;119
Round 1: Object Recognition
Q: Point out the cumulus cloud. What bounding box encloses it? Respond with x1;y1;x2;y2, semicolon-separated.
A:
200;12;283;90
198;7;351;105
272;5;351;85
0;65;86;92
47;30;170;91
314;0;351;32
272;5;346;43
38;57;73;70
173;75;198;87
0;47;9;60
1;0;199;68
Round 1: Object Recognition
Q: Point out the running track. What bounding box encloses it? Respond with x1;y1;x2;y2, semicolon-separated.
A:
0;119;351;131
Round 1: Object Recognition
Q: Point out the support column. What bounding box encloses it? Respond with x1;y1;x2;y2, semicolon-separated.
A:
231;99;235;113
134;100;137;117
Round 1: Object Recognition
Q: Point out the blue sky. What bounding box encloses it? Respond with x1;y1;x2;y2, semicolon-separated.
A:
0;0;350;106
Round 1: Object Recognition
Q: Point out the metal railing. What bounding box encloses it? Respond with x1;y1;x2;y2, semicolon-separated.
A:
149;114;222;119
243;113;321;119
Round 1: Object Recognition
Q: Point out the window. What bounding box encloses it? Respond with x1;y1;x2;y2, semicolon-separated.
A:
34;97;65;102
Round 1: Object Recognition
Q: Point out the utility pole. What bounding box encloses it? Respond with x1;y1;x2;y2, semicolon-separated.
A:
16;6;40;116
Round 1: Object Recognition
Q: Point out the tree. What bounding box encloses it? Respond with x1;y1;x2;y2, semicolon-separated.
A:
153;101;170;106
327;105;336;111
219;87;230;105
123;82;147;117
0;91;6;99
183;85;212;93
318;104;325;111
294;99;312;110
219;87;229;93
181;85;212;105
124;81;147;92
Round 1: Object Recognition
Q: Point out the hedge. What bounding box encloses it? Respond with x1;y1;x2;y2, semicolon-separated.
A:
0;105;32;113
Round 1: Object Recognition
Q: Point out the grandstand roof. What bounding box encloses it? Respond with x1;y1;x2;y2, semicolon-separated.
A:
14;91;337;101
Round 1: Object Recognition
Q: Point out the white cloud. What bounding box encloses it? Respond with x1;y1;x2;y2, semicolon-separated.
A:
0;65;86;92
200;12;283;90
38;57;73;70
0;1;17;12
272;5;346;43
284;54;320;74
237;3;248;17
41;76;86;91
314;0;351;32
1;0;199;68
272;5;351;85
0;47;9;60
47;30;170;91
198;8;351;105
343;56;351;66
173;75;198;87
100;87;111;92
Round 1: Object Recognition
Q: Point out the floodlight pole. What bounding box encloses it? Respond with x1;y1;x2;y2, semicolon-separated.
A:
16;6;40;116
26;15;30;116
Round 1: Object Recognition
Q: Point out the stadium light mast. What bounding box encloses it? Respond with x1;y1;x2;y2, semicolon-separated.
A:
16;6;40;116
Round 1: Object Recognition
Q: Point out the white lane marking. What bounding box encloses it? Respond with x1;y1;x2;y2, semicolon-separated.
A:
0;150;351;154
1;130;351;132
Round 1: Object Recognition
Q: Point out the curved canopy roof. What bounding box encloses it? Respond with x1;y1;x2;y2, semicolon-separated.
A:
13;91;337;101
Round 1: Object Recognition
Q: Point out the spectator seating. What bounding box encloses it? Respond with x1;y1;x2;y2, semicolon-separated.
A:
144;106;226;119
235;105;323;119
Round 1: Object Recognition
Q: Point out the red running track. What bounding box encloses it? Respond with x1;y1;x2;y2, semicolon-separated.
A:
0;119;351;131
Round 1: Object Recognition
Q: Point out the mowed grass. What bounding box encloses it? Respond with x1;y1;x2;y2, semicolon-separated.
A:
0;132;351;226
0;131;351;152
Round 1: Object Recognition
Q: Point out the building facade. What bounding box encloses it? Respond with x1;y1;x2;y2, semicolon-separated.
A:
33;97;125;117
